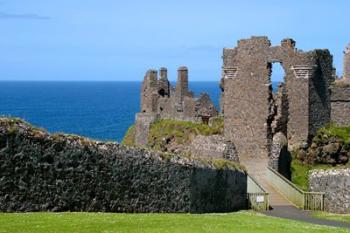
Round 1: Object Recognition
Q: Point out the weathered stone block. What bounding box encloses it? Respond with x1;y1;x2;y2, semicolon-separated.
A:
309;169;350;214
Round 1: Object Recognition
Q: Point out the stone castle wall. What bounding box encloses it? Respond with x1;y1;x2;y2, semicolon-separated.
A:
331;85;350;126
0;118;247;213
222;37;333;163
309;169;350;214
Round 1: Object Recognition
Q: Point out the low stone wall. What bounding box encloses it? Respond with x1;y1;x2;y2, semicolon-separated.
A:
190;135;239;162
0;118;247;213
309;169;350;214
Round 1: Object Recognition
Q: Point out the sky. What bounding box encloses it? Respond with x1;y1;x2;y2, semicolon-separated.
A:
0;0;349;82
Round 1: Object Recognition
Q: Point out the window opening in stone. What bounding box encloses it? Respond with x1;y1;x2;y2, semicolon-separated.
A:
270;62;285;93
158;89;166;97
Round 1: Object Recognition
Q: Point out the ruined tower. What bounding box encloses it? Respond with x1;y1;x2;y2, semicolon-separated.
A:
222;36;333;170
135;66;218;146
140;69;158;113
343;44;350;81
158;67;170;97
175;66;189;111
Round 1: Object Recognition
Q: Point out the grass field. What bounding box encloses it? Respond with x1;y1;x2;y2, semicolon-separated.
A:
312;212;350;224
0;211;349;233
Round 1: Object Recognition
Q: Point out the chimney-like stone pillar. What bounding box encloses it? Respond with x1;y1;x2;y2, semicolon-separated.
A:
343;44;350;81
175;67;189;111
140;69;158;113
159;67;167;79
158;67;170;97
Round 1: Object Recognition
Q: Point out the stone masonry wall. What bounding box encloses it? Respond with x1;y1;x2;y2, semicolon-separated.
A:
222;37;333;165
0;118;247;213
331;85;350;126
309;169;350;214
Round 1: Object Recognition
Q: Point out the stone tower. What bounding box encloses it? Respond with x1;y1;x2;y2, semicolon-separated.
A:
175;66;189;111
222;36;333;166
158;67;170;97
343;44;350;81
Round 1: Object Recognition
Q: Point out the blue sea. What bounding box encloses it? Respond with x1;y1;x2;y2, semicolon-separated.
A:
0;82;222;142
0;81;280;142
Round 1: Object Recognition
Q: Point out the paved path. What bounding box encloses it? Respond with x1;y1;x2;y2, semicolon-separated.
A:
264;205;350;229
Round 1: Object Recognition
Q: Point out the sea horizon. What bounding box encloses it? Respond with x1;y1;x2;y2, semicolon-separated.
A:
0;81;279;142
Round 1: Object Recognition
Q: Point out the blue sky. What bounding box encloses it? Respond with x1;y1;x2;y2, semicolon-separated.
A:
0;0;349;81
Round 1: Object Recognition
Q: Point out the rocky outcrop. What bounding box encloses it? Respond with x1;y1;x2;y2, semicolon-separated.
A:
0;118;247;213
309;169;350;214
294;137;349;165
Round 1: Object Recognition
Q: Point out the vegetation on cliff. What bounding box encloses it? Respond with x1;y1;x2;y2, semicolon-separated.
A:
121;117;224;150
147;118;223;151
294;124;350;165
121;125;136;146
291;123;350;190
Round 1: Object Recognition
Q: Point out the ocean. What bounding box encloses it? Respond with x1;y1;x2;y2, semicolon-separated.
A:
0;81;221;142
0;81;280;142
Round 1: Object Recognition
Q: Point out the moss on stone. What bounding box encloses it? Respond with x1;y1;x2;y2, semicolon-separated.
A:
210;159;245;171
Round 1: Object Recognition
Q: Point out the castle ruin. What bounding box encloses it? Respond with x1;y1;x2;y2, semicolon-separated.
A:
221;36;334;174
133;36;350;181
135;67;218;145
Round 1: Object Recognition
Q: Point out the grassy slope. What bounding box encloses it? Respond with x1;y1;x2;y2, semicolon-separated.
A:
314;124;350;144
0;212;349;233
147;119;223;151
121;117;224;148
291;159;350;191
121;125;136;146
312;212;350;224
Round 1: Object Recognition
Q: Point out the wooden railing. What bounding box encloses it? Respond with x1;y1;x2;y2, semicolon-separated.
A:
247;175;269;211
267;167;324;210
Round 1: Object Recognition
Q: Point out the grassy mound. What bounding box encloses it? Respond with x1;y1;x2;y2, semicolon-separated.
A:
0;212;348;233
147;118;223;151
121;117;224;149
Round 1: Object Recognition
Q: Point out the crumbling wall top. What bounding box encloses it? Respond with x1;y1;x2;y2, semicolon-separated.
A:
237;36;271;48
281;38;296;49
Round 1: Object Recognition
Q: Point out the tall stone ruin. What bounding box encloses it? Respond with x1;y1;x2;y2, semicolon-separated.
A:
221;36;334;172
344;44;350;81
135;67;218;146
330;43;350;126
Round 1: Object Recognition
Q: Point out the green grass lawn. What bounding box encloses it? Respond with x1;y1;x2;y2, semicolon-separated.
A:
312;212;350;224
0;211;349;233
